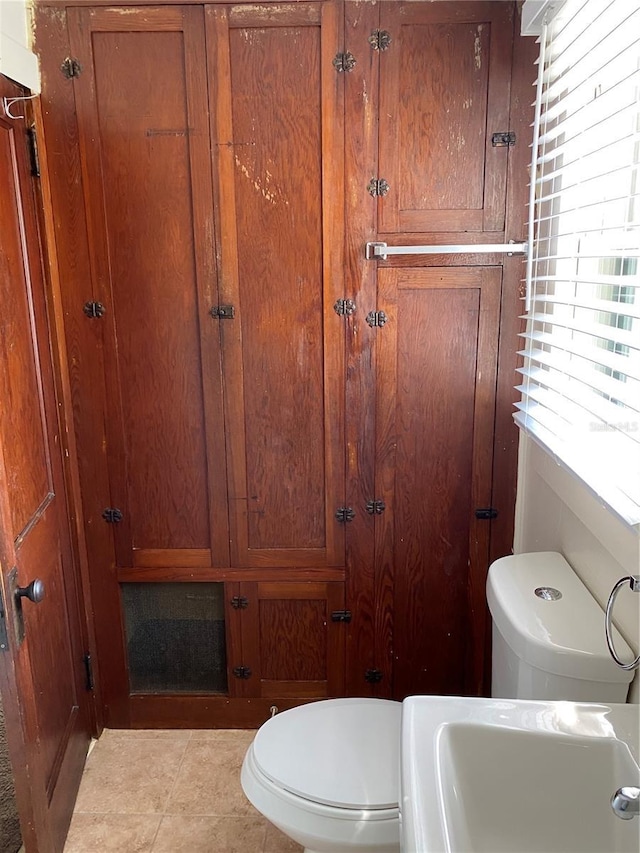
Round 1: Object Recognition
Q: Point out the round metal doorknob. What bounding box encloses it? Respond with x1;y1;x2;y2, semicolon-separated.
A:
16;579;45;604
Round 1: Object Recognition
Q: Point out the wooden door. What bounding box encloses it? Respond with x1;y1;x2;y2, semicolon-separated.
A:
64;6;237;723
375;268;501;699
0;79;91;852
378;1;513;235
231;581;345;699
67;5;229;575
206;2;346;569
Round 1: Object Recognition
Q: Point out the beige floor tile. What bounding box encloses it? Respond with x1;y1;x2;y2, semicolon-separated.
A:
74;736;188;814
263;822;304;852
165;737;254;816
189;728;256;746
151;815;267;852
100;729;192;741
64;813;161;853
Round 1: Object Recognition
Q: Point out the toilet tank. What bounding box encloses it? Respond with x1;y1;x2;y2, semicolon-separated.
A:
487;552;634;703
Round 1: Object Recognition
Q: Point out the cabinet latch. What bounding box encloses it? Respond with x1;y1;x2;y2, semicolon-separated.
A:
365;668;383;683
365;499;386;515
475;507;498;520
210;305;235;319
331;610;352;623
491;132;516;147
230;595;249;610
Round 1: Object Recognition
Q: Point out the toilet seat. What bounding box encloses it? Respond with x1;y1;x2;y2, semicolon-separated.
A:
251;698;401;810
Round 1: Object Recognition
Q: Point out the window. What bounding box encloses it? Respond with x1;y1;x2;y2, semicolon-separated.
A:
517;0;640;525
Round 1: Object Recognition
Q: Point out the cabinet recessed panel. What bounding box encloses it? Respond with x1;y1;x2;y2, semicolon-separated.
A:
375;268;501;699
378;2;513;233
122;583;227;694
209;4;346;568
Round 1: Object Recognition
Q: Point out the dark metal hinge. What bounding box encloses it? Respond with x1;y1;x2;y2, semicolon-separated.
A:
230;595;249;610
83;653;95;691
335;506;356;524
367;178;390;197
210;305;235;319
369;30;391;51
232;665;252;679
492;132;516;147
365;499;386;515
331;610;352;623
333;51;356;73
26;126;40;178
0;594;9;652
102;508;123;524
83;301;106;318
366;311;388;328
475;507;498;520
365;668;383;683
333;298;356;317
61;57;82;79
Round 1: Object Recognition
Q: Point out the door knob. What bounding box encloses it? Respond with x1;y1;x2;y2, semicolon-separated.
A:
15;579;45;604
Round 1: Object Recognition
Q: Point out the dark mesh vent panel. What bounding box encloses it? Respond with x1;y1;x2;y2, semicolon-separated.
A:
121;583;227;694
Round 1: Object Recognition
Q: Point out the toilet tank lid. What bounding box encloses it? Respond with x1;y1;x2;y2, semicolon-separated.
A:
251;698;401;810
487;552;634;684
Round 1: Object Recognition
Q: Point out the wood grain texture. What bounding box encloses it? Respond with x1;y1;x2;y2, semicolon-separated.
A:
344;0;383;697
37;3;131;727
378;1;513;234
79;23;211;554
239;580;344;698
375;268;501;699
207;2;346;569
0;76;91;851
0;129;52;541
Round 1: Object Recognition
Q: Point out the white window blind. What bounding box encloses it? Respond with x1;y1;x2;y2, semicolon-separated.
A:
517;0;640;526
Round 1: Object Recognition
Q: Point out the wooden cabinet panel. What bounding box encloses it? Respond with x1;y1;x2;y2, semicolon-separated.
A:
207;3;346;569
374;268;501;698
378;1;513;234
238;581;345;699
67;6;229;571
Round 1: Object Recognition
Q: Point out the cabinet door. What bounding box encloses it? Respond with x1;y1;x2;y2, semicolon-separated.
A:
378;1;513;234
375;268;501;698
67;6;229;572
236;582;345;699
206;3;346;569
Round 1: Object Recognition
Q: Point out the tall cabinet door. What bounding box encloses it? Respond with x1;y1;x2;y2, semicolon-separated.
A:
375;268;502;699
206;3;346;570
378;1;513;234
67;5;229;573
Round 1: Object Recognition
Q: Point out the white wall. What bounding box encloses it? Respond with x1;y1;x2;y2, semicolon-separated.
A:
515;434;640;702
0;0;39;92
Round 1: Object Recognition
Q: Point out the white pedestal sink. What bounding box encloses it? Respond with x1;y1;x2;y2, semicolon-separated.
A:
401;697;640;853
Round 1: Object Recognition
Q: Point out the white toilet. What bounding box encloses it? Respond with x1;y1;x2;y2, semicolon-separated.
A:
241;551;634;853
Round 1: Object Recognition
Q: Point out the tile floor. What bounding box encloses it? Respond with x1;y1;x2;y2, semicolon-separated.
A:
64;729;303;853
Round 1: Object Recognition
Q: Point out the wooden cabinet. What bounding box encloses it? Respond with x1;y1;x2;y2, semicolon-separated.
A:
36;0;531;726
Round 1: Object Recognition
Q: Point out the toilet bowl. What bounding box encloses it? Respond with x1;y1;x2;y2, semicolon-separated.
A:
240;698;402;853
242;552;635;853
